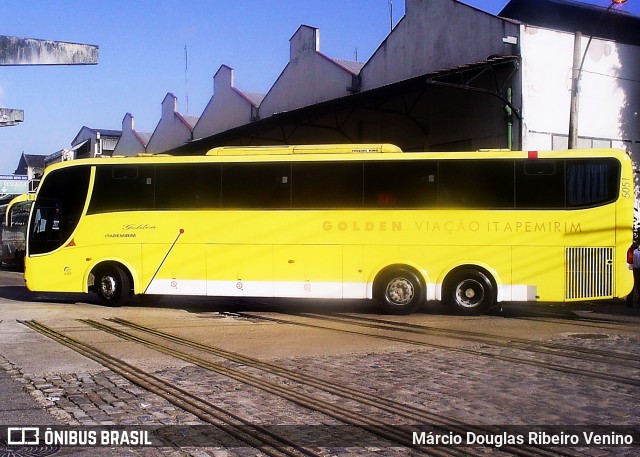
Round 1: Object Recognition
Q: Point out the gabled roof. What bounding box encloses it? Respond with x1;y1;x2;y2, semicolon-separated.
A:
181;115;200;130
135;131;152;146
92;128;122;137
323;56;365;75
237;90;265;108
72;126;122;145
22;154;46;168
13;153;46;175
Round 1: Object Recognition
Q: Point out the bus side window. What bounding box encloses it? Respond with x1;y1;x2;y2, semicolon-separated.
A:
221;163;290;209
364;161;437;208
292;162;363;209
439;160;514;208
89;165;154;213
156;164;221;209
516;160;565;209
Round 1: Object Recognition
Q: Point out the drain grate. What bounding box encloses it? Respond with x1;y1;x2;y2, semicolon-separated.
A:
0;440;60;457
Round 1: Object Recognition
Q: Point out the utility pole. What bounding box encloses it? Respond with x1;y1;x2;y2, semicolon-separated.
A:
568;32;582;149
567;0;628;148
0;35;98;127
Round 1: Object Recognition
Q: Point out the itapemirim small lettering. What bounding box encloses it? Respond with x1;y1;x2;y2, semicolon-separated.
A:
322;220;582;234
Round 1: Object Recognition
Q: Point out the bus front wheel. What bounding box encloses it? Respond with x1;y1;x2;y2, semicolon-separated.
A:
95;265;131;307
444;269;495;315
376;268;424;315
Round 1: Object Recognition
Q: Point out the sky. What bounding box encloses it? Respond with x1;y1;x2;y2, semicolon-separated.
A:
0;0;638;175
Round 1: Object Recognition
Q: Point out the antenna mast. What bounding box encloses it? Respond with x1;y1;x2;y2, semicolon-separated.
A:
184;45;190;115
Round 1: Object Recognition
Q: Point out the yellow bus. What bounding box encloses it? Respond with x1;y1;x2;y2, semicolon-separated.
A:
24;144;634;314
1;193;35;270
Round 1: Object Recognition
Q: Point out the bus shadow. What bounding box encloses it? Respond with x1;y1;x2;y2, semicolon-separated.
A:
0;285;95;305
495;301;640;326
200;296;640;324
2;280;637;323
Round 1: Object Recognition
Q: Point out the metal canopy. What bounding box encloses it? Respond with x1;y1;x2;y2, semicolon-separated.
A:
172;55;521;154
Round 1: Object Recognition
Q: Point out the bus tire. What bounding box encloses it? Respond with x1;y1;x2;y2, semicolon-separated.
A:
376;268;424;315
444;268;495;315
95;264;131;307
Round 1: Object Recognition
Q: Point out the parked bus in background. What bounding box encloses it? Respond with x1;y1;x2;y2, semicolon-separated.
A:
1;193;35;270
24;144;634;314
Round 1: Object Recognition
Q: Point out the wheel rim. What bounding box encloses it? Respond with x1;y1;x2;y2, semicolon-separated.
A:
455;279;484;308
100;274;118;300
386;278;415;305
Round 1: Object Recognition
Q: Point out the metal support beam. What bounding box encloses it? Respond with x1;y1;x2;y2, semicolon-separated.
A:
0;35;98;129
0;108;24;127
0;36;98;65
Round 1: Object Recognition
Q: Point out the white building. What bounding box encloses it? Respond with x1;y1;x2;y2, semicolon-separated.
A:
146;93;199;153
70;126;122;159
518;21;638;156
257;25;364;120
113;113;151;157
193;65;264;140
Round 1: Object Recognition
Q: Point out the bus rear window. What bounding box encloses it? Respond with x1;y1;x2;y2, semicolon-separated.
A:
566;159;619;208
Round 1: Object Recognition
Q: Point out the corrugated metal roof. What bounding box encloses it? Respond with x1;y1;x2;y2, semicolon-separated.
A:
241;91;266;107
182;115;200;129
87;127;122;137
330;58;365;75
23;154;46;168
136;131;152;146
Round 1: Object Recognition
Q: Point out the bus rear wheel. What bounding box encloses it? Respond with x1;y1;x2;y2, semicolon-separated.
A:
95;265;131;307
376;268;424;315
444;269;495;315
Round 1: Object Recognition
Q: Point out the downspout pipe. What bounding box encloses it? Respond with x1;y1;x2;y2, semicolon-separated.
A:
505;87;513;150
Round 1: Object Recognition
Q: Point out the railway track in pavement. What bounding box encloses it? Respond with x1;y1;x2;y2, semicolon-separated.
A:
231;311;640;387
19;320;320;457
298;312;640;369
20;316;609;456
93;317;580;457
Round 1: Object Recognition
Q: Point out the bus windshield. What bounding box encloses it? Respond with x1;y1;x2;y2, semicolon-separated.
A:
29;165;90;255
1;193;35;269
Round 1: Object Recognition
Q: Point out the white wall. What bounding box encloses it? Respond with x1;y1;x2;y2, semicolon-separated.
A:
146;93;194;153
361;0;520;91
113;113;146;157
521;25;640;157
258;25;360;119
193;65;259;139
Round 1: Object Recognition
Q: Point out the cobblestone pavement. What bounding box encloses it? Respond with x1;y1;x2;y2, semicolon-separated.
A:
1;322;639;457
